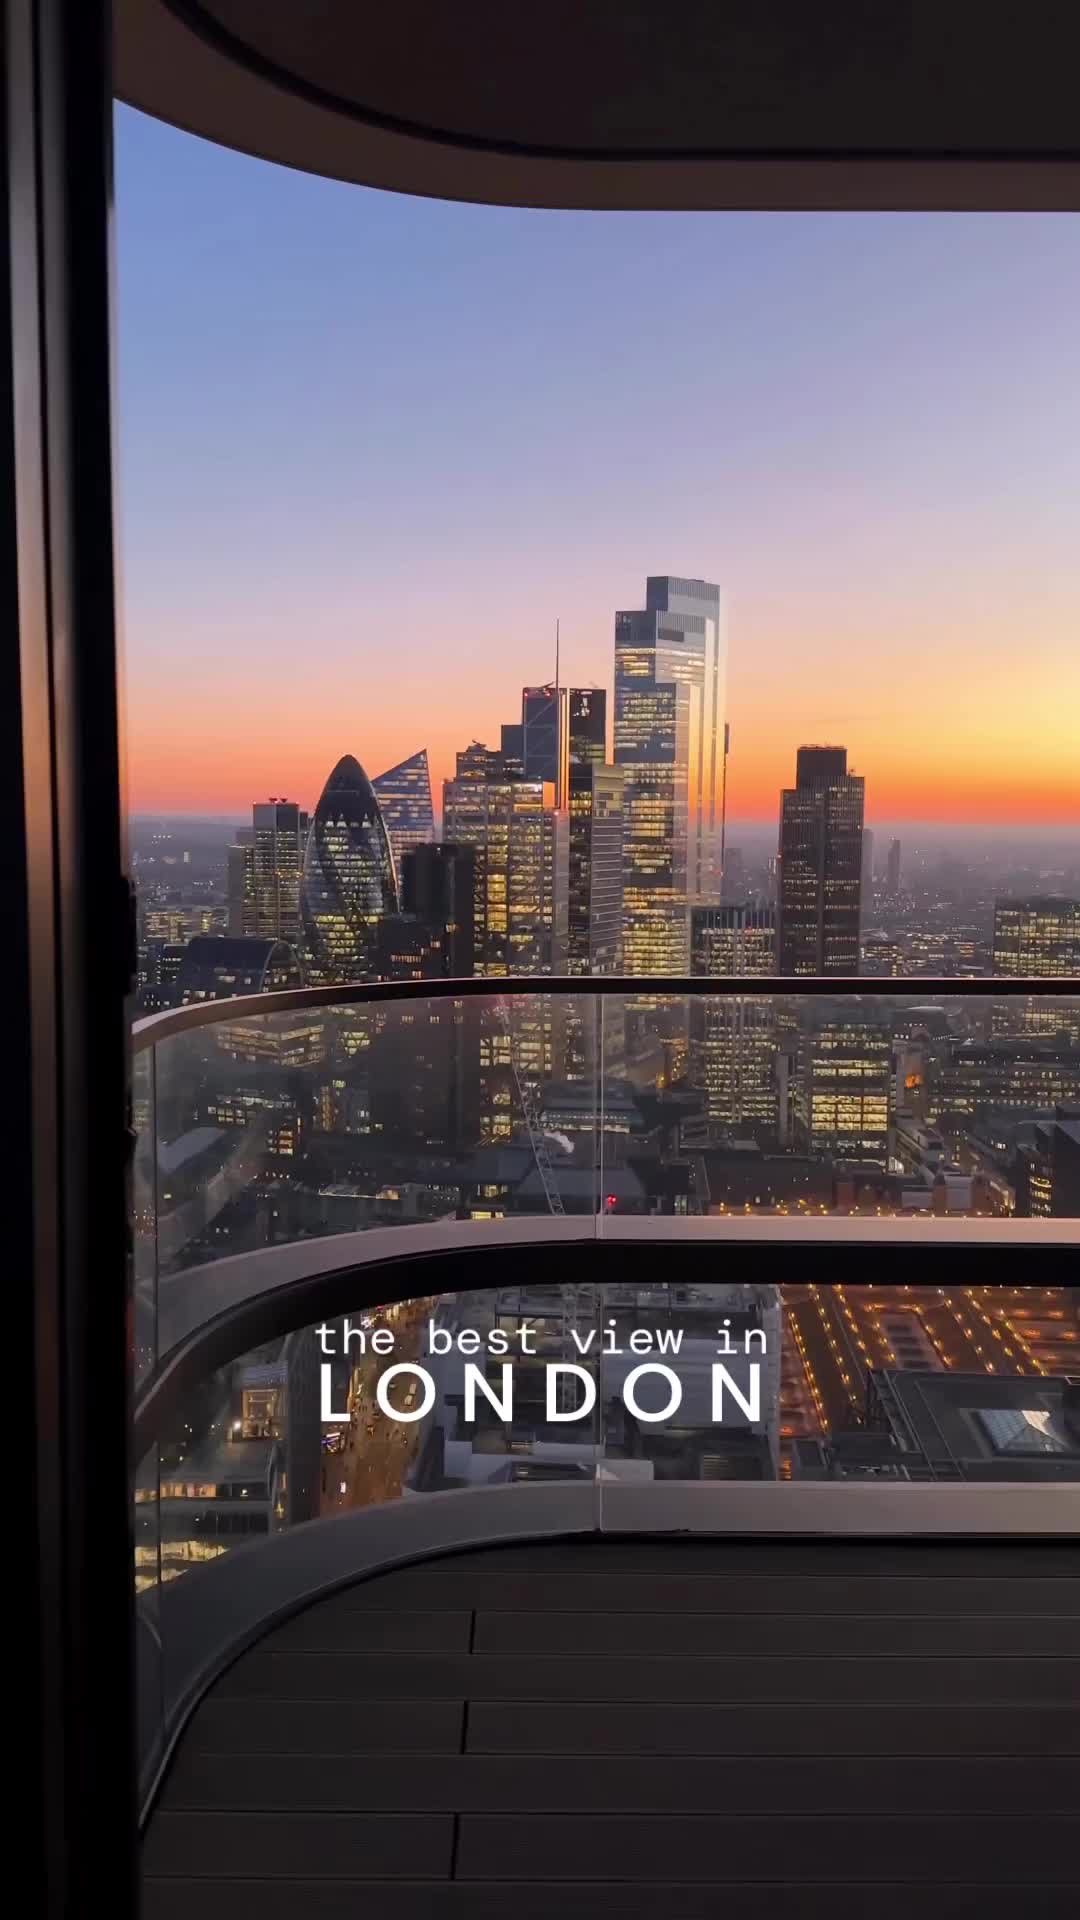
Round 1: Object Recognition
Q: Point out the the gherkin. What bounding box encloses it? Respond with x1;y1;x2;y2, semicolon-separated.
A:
301;754;397;982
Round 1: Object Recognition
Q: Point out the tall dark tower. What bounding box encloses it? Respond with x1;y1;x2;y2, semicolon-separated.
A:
777;746;865;976
522;683;568;805
566;688;620;975
400;842;476;978
300;754;397;982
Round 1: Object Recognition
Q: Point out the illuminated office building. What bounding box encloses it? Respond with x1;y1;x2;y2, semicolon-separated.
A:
443;768;568;1120
565;758;623;1081
793;1003;891;1166
568;687;606;765
615;575;726;974
226;803;308;945
567;763;623;976
566;691;621;976
142;903;224;945
690;904;778;1137
937;1038;1080;1127
778;746;865;976
175;934;303;1004
253;801;308;944
443;770;567;977
454;740;505;783
992;897;1080;1038
372;749;435;877
300;754;398;982
137;939;185;1011
1015;1108;1080;1219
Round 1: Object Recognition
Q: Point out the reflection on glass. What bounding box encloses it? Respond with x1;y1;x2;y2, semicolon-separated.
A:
133;986;1079;1379
145;1288;1080;1568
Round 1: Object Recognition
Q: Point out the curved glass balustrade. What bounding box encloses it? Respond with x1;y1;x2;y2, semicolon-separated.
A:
132;980;1080;1384
131;980;1079;1803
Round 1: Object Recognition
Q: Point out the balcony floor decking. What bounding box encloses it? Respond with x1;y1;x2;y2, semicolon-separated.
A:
143;1535;1080;1916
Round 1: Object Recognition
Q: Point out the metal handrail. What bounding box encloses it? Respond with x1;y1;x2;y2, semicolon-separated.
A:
131;972;1080;1052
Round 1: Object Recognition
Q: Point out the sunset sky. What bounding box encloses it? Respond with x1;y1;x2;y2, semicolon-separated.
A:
116;108;1079;830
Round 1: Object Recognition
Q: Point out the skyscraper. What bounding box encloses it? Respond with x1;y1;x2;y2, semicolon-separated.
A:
690;904;778;1136
992;896;1080;1038
499;723;525;779
993;897;1080;977
372;749;435;877
226;830;255;936
454;740;505;784
568;687;606;766
793;1002;891;1167
399;842;476;978
615;575;726;975
300;754;398;982
563;689;621;976
226;805;308;945
886;837;902;895
251;800;308;944
777;746;865;976
567;764;624;976
443;769;567;977
522;683;568;805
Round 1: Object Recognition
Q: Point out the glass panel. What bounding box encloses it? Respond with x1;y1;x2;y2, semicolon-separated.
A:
599;989;1080;1224
144;992;599;1365
594;1279;1080;1488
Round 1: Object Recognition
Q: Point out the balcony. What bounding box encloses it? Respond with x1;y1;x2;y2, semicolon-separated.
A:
134;977;1079;1913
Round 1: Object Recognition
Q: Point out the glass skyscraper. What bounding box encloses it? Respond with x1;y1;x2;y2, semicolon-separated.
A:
226;801;308;945
567;763;623;977
442;769;567;977
777;746;865;976
614;575;726;976
300;754;398;982
372;749;436;878
521;683;568;805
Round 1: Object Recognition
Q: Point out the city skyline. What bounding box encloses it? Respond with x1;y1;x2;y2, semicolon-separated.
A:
116;109;1079;828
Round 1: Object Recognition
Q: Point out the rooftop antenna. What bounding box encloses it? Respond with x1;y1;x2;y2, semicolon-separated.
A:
719;721;731;899
554;617;564;809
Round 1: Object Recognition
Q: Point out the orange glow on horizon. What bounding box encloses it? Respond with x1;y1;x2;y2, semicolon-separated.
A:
124;604;1080;827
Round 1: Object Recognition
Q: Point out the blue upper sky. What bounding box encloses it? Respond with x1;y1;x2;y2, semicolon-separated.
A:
115;105;1080;826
